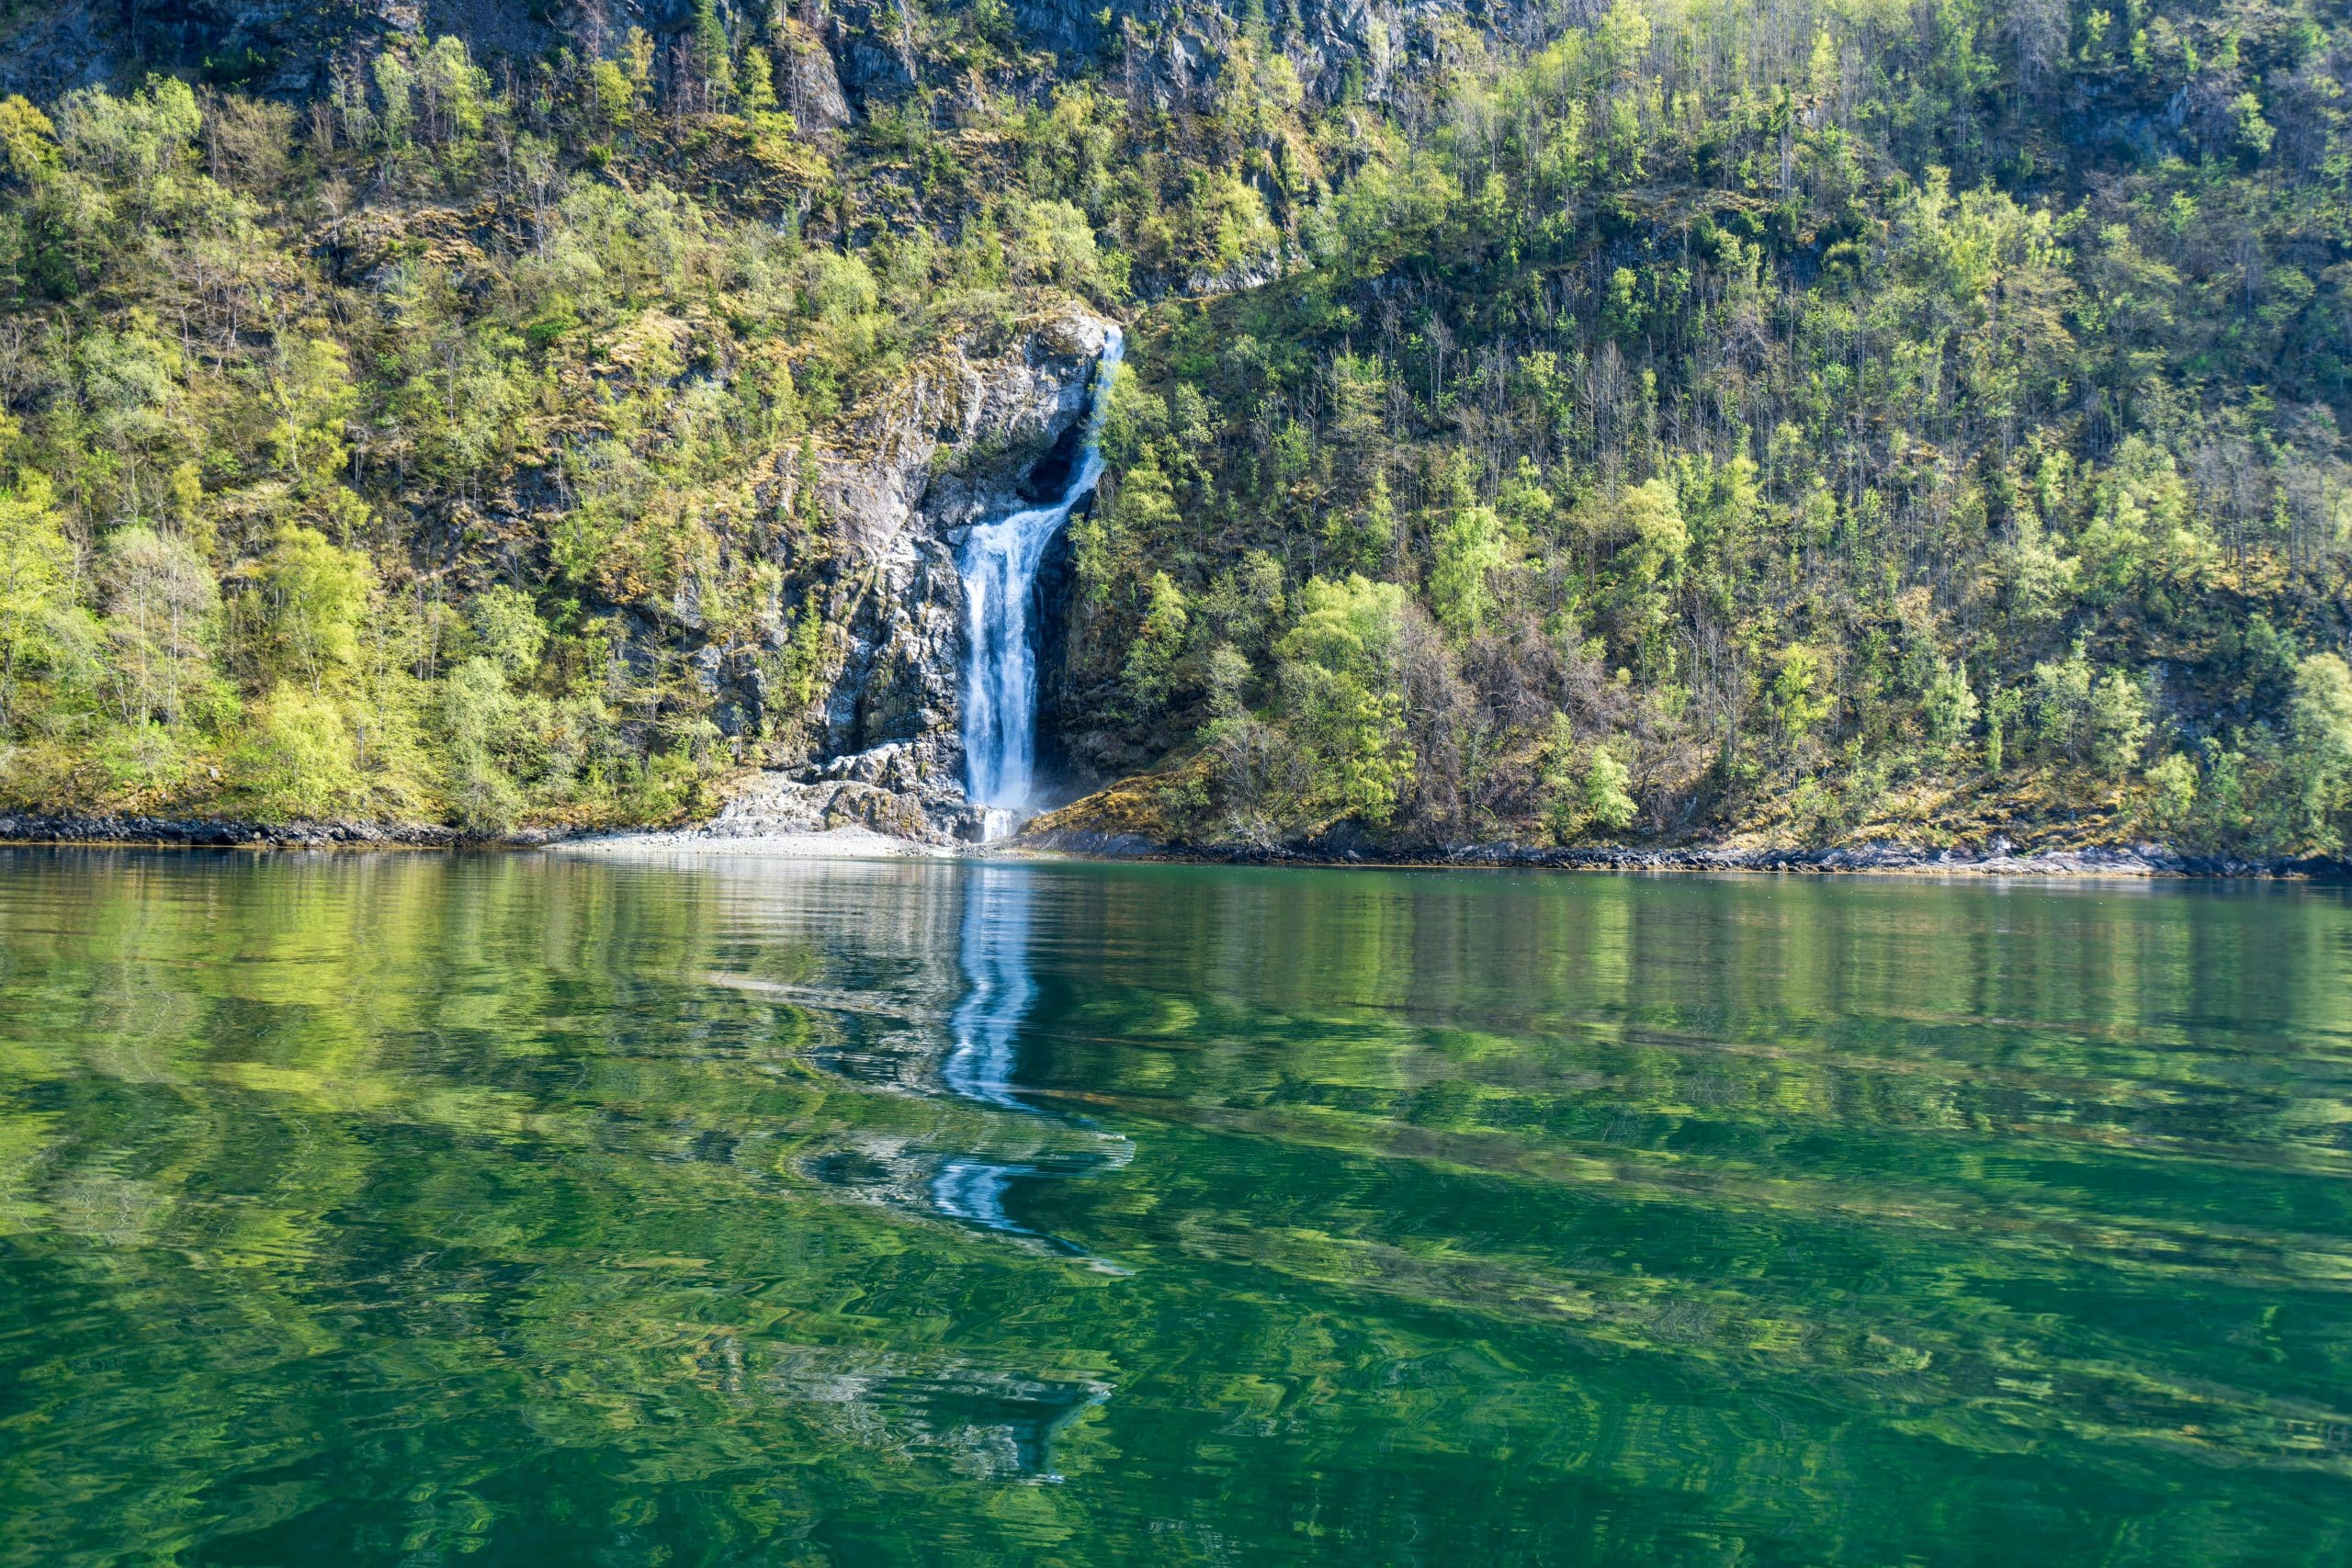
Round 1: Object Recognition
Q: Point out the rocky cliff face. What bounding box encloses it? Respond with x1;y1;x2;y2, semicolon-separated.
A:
1;2;706;100
706;310;1116;844
4;0;1539;119
808;0;1554;116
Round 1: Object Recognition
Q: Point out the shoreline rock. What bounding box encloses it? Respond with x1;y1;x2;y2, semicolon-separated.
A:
1017;829;2351;881
0;812;568;850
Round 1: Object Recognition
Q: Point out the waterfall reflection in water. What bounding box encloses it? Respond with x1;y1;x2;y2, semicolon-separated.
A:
694;858;1121;1475
942;866;1036;1111
931;866;1131;1259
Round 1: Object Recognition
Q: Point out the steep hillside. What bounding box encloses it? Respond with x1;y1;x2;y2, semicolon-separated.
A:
0;1;2347;856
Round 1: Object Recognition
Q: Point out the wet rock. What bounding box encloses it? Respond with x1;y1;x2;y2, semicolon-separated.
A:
701;771;957;845
10;0;1551;130
1019;829;1161;858
817;782;933;838
981;0;1534;111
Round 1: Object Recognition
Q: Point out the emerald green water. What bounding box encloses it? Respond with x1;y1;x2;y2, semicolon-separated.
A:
2;851;2349;1565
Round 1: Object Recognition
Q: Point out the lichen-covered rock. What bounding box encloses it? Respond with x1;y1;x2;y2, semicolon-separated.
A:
976;0;1493;108
703;769;977;846
779;18;854;130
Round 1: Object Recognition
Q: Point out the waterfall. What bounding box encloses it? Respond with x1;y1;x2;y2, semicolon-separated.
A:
957;328;1125;820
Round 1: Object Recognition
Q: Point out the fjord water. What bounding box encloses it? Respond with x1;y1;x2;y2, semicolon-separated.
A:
2;852;2348;1565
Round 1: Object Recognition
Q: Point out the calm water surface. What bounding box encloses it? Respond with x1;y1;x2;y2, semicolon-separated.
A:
2;849;2349;1564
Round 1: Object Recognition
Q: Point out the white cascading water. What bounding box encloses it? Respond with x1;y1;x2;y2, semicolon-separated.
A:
958;328;1125;828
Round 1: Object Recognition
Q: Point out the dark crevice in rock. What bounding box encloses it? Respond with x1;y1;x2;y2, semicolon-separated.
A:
1028;508;1091;809
1019;419;1088;505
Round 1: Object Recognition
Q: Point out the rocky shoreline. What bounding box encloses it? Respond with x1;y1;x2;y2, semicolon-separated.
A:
0;811;571;850
5;811;2346;880
1021;829;2352;880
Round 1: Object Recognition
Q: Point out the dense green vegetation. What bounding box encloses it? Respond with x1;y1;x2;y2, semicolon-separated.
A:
0;20;1125;830
0;1;2347;852
1058;0;2352;854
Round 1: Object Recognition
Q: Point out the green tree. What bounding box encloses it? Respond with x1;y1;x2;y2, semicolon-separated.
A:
2288;654;2352;851
2032;647;2096;760
1923;660;1979;756
0;474;94;731
1122;571;1190;716
1985;685;2025;775
693;0;739;111
1430;504;1507;642
588;61;635;140
2145;751;2198;837
468;586;548;678
742;48;779;117
96;526;227;786
1274;575;1417;828
0;96;57;183
1540;711;1580;842
1582;743;1638;833
2089;671;2153;780
232;684;363;820
1772;646;1832;744
259;525;373;697
441;656;526;833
